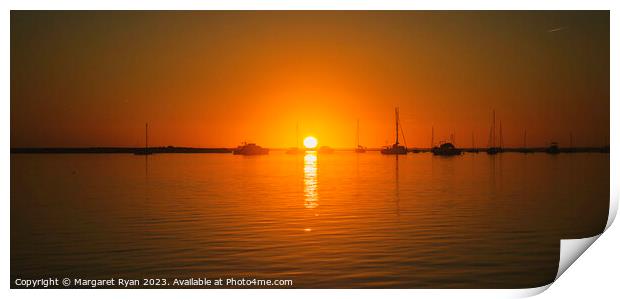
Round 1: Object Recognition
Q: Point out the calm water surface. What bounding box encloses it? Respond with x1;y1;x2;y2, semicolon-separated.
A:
11;152;609;288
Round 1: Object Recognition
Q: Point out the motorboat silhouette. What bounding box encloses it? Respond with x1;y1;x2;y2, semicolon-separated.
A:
233;142;269;155
432;142;462;156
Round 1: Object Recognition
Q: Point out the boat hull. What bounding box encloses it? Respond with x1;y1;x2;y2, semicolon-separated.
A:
233;143;269;155
431;149;462;156
233;149;269;155
381;145;407;155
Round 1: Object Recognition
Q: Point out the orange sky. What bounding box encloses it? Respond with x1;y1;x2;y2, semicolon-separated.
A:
11;11;609;148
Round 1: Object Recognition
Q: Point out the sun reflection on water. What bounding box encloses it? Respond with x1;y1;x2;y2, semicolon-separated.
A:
304;151;318;209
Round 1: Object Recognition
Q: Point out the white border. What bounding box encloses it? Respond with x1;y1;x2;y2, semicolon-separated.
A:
3;1;618;298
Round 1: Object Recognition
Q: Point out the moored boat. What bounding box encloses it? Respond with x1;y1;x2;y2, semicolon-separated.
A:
134;123;153;156
486;110;503;155
233;142;269;155
432;142;462;156
381;144;407;155
381;107;408;155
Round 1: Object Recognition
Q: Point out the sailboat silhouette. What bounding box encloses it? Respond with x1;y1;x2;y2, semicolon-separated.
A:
381;108;407;155
134;123;153;155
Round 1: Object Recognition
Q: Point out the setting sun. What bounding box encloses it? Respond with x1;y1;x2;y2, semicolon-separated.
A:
303;136;318;149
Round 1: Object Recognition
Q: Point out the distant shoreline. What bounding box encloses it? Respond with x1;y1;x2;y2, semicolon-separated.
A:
10;147;233;154
10;146;609;154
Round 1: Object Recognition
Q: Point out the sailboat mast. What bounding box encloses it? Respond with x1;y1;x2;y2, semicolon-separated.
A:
499;121;503;148
395;107;399;145
488;128;492;148
145;123;148;151
431;126;434;148
492;109;496;148
524;129;527;148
